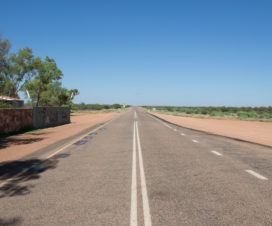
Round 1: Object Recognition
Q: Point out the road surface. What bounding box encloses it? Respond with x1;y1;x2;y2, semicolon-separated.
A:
1;108;272;225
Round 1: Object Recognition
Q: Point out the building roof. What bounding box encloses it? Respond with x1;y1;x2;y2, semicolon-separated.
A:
0;95;24;102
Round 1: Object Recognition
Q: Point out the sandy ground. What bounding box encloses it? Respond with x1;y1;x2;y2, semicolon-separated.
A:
152;112;272;147
0;112;120;163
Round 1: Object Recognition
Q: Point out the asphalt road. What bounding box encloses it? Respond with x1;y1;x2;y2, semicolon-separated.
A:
1;108;272;225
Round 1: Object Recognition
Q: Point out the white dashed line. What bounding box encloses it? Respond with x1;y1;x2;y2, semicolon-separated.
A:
148;114;173;130
245;170;268;180
192;139;199;143
134;112;137;119
173;128;177;132
163;122;173;129
180;133;185;136
211;150;222;156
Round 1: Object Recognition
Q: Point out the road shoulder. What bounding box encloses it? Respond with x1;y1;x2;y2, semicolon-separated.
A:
150;112;272;147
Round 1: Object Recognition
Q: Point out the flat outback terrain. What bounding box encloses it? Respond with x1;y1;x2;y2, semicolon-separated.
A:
1;108;272;225
0;112;120;163
152;112;272;147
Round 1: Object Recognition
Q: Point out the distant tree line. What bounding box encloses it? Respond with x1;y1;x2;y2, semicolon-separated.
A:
71;103;124;111
143;106;272;120
0;34;78;107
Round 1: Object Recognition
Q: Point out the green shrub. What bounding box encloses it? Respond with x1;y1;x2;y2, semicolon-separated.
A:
237;111;249;119
0;101;14;108
210;111;225;117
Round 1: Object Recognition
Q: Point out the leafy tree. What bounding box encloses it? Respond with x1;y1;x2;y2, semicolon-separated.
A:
25;56;63;106
2;47;35;97
50;82;79;106
0;34;11;94
1;34;80;107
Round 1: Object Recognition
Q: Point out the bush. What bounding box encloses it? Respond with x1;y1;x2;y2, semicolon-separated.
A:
142;106;272;120
0;101;14;108
210;111;225;117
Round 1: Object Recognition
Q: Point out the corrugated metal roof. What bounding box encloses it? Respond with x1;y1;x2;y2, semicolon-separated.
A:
0;95;24;102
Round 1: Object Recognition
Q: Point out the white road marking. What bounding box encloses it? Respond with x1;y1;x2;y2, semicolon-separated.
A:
148;114;156;120
136;121;152;226
134;112;137;119
130;121;137;226
0;116;120;189
45;117;116;159
148;114;178;132
211;150;222;156
192;139;199;143
245;170;268;180
163;122;173;129
180;133;185;136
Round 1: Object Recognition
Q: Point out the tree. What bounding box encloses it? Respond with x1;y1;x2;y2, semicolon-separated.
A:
56;88;79;106
1;34;80;107
45;81;79;106
2;47;35;97
25;56;63;106
0;34;11;95
52;81;79;106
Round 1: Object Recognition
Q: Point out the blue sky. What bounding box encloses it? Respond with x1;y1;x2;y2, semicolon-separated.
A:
1;0;271;106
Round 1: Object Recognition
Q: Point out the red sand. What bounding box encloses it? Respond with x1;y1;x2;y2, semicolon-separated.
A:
153;113;272;147
0;112;120;163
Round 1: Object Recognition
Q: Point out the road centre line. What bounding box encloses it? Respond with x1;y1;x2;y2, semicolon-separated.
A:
130;121;137;226
192;139;199;143
211;150;222;156
136;121;152;226
245;170;268;180
180;133;186;136
134;111;137;119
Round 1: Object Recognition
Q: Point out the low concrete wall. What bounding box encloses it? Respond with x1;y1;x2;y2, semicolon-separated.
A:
0;109;33;134
33;107;70;129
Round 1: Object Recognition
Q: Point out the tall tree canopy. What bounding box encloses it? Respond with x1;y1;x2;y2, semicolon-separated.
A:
25;56;63;106
1;35;79;107
3;48;35;97
0;34;11;94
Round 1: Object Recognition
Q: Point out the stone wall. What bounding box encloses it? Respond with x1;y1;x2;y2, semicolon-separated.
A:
0;109;33;134
33;107;70;129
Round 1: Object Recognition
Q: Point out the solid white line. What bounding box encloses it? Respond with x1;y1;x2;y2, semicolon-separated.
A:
211;150;222;156
0;117;120;189
180;133;185;136
192;139;199;143
130;121;137;226
245;170;268;180
134;112;137;119
136;121;152;226
45;117;116;159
